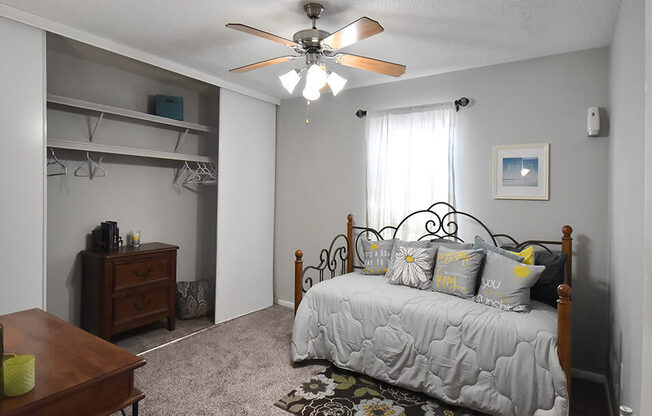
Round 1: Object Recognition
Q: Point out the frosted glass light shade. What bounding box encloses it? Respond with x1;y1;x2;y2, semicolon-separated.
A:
305;64;327;91
279;69;301;94
327;71;347;96
302;86;320;101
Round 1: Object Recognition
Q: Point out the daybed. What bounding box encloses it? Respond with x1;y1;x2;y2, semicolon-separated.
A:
291;203;572;416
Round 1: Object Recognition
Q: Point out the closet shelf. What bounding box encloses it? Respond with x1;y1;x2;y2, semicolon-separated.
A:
47;139;215;164
47;94;216;135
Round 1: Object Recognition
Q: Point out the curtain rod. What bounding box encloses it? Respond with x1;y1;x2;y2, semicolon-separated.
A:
355;97;470;118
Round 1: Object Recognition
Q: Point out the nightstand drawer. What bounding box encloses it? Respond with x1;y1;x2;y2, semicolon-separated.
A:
114;258;169;290
113;288;169;326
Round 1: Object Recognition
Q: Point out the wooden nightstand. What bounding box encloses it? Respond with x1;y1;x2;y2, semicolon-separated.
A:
81;242;178;340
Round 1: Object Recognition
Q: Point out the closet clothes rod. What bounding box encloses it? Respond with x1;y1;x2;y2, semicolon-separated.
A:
47;139;215;164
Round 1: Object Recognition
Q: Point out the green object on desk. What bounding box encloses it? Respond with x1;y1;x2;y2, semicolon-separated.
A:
3;354;35;397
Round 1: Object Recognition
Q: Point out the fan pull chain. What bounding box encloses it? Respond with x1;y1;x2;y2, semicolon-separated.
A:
305;100;311;125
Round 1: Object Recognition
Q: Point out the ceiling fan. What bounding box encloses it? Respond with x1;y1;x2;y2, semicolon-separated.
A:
226;3;406;100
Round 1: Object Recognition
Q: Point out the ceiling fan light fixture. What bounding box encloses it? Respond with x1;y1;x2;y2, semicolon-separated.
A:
302;86;320;101
327;71;347;96
305;64;328;91
279;69;301;94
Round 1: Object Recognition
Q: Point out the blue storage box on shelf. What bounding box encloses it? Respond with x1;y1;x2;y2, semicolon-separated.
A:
155;95;183;121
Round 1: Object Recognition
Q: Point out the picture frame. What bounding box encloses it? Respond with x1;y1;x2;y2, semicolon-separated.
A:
493;143;549;200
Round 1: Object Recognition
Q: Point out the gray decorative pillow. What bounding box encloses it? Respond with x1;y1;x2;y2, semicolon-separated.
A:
475;250;545;312
473;236;524;262
431;238;474;250
385;240;431;281
531;251;568;308
432;247;485;299
361;239;395;275
387;245;438;289
176;280;212;320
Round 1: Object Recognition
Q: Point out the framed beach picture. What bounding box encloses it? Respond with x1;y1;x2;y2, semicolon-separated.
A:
493;143;549;200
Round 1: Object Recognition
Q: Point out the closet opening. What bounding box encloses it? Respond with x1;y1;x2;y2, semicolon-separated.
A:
45;33;218;352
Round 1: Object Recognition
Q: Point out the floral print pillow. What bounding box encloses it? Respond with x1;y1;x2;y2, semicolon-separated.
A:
387;245;437;289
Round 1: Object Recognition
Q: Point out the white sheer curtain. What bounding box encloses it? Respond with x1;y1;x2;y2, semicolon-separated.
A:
366;103;456;240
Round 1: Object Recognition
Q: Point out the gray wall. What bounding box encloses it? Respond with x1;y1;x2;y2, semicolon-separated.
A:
608;0;645;411
0;17;45;314
46;45;218;325
275;48;610;374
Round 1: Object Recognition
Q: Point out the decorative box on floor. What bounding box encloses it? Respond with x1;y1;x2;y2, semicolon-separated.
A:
81;242;179;340
176;279;212;320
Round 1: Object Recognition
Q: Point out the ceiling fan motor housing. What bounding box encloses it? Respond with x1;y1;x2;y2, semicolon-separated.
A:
293;28;330;50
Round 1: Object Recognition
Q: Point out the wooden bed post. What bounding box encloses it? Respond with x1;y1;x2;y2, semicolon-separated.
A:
562;225;573;287
558;284;572;399
347;214;354;273
558;224;573;400
294;250;303;315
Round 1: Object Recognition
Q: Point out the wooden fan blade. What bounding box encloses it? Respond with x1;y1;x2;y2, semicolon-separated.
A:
334;54;406;77
226;23;299;47
229;56;296;73
321;17;383;50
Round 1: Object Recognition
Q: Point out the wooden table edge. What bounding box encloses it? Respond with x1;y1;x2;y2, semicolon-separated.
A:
98;388;145;416
2;362;146;416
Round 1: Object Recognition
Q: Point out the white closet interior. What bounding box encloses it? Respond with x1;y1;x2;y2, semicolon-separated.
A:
45;33;219;326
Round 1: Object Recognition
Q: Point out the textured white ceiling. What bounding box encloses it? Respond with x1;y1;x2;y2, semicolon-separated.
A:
0;0;620;100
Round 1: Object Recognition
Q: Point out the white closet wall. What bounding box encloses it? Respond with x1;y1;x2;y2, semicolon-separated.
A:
0;17;46;314
216;89;275;323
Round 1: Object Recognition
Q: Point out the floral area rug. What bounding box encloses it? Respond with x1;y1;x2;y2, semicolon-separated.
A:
275;366;486;416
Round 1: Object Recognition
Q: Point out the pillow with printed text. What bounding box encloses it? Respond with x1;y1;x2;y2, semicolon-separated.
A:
361;239;395;275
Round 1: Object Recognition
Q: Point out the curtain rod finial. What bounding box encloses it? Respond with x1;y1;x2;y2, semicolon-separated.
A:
356;109;367;118
454;97;470;112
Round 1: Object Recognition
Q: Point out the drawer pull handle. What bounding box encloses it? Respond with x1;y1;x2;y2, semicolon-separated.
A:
134;266;153;277
133;297;152;310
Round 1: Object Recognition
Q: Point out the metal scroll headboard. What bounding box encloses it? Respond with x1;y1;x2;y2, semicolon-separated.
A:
298;202;568;294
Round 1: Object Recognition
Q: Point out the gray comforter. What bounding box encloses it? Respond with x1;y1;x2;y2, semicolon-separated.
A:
291;272;568;416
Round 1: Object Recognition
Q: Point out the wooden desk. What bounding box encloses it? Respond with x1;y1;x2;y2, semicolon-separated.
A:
0;309;145;416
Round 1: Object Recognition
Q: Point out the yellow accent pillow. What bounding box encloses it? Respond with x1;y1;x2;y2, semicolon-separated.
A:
515;246;534;265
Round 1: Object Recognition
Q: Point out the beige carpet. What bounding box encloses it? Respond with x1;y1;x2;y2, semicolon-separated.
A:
113;315;215;355
118;305;325;416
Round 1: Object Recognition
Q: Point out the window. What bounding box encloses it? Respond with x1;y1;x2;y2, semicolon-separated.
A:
365;103;456;239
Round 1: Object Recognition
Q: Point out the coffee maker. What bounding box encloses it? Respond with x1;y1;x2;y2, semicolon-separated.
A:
92;221;122;251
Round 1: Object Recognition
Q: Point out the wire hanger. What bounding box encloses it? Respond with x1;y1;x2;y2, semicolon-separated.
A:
47;148;67;177
175;161;217;187
74;152;107;180
91;154;107;180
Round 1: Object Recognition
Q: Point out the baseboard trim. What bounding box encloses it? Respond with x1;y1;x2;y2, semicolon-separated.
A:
571;369;614;416
276;299;293;309
214;303;273;325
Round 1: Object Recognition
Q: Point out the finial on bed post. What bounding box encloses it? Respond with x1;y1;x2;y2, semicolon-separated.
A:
294;250;304;315
557;283;572;398
347;214;354;273
561;225;573;287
